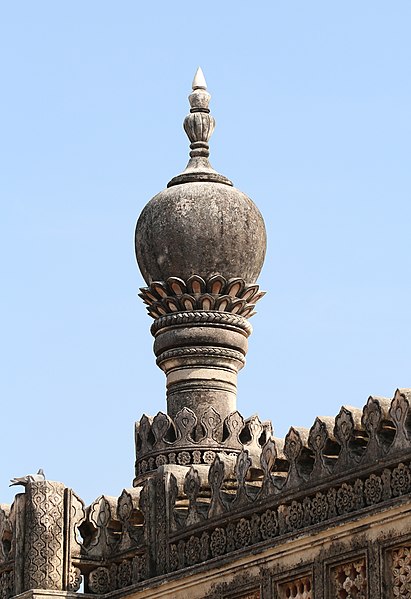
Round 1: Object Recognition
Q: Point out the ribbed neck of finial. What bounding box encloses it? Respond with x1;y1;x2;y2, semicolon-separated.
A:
167;69;233;188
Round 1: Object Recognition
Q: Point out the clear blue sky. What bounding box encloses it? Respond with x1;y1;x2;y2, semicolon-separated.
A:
1;2;410;505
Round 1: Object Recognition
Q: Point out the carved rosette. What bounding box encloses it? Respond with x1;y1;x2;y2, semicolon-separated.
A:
24;481;65;591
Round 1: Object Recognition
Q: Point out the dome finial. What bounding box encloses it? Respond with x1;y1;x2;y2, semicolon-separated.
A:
167;69;232;187
192;66;207;90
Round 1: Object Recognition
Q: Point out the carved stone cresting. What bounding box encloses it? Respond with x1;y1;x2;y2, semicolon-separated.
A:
184;467;203;526
117;488;144;551
208;456;226;518
134;408;268;482
84;495;119;558
259;439;277;498
390;389;411;452
232;450;252;507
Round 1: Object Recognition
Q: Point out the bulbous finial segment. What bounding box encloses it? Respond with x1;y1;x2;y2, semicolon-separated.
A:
167;68;232;187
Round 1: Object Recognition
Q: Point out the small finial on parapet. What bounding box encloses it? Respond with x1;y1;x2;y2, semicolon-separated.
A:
192;66;207;90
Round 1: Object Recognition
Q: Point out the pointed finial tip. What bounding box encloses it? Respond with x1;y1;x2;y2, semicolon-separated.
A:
192;67;207;90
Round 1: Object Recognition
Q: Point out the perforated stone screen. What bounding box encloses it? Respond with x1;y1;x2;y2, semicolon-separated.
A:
330;558;367;598
391;546;411;597
277;575;312;598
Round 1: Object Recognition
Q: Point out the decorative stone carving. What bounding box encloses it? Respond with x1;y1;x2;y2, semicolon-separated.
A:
336;482;355;516
0;506;11;563
224;411;245;449
88;567;111;594
308;417;333;478
210;527;227;558
151;310;253;336
174;407;197;444
201;406;222;444
283;427;305;489
117;559;132;588
208;455;226;518
259;509;279;540
232;450;252;507
259;438;277;498
135;408;254;481
390;389;411;452
24;481;65;591
391;546;411;596
391;463;411;497
331;558;367;598
361;396;390;461
168;544;178;572
67;567;82;592
184;466;203;526
140;275;265;320
86;496;119;557
245;415;264;453
277;575;312;599
8;493;24;595
117;488;143;550
185;535;201;566
151;412;172;449
309;491;329;524
154;473;168;575
235;518;251;549
334;407;356;471
67;490;85;560
250;513;261;544
0;570;14;599
284;500;304;533
132;553;147;583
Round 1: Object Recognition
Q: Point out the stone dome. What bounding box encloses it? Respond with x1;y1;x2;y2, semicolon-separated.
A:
135;68;267;285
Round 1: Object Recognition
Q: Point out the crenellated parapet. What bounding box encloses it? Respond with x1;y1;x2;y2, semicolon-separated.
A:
2;390;411;596
160;389;411;573
134;408;272;483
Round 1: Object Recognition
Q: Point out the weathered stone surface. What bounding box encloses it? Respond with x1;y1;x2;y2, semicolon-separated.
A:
135;182;266;285
135;70;266;286
5;71;411;599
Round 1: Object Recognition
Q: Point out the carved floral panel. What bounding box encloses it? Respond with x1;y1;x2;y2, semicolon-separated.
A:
391;546;411;596
331;558;367;598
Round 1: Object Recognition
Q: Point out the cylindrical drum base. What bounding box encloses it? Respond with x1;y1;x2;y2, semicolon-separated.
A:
152;312;251;423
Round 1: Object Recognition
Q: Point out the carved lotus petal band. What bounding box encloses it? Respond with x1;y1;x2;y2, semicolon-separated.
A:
139;274;265;320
